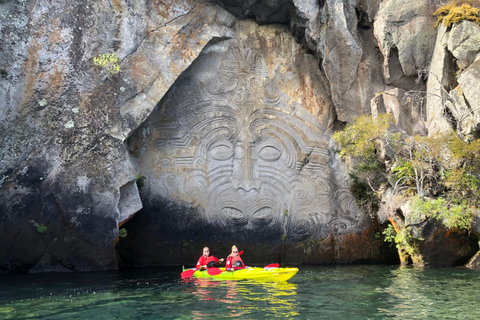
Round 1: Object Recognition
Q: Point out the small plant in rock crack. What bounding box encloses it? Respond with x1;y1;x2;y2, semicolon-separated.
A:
93;53;121;75
119;228;127;238
30;220;48;233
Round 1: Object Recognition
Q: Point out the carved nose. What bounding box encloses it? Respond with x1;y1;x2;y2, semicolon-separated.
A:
232;143;260;192
232;176;261;192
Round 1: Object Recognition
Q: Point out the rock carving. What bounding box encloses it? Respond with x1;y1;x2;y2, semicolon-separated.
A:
130;43;359;243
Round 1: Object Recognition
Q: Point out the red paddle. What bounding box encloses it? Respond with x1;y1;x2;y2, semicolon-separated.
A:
181;269;196;278
264;263;279;269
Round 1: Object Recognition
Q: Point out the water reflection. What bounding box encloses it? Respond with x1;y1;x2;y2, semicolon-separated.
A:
185;278;299;318
377;266;480;319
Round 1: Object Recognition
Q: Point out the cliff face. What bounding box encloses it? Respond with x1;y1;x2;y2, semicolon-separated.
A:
0;0;478;272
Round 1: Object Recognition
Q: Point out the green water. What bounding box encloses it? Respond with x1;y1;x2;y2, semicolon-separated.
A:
1;265;479;319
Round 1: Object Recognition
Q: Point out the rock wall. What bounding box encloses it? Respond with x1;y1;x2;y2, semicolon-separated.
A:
0;0;478;272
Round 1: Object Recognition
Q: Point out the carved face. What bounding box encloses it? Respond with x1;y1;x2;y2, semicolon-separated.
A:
132;44;357;241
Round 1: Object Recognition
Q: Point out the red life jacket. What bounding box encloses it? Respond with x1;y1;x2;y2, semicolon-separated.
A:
231;256;244;269
206;255;219;267
196;255;208;269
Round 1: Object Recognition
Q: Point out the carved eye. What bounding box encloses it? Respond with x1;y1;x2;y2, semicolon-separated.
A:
209;143;234;161
258;146;282;161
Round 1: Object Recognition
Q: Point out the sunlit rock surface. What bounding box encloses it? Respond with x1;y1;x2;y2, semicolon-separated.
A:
373;0;436;88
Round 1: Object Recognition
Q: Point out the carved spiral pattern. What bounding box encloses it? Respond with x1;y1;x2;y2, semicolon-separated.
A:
329;218;352;236
336;189;361;217
287;209;321;241
291;181;316;206
183;211;204;235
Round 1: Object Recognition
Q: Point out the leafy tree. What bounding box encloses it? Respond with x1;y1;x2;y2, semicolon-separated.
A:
333;114;394;159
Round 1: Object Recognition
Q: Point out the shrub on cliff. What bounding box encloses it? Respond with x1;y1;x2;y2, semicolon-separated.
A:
332;114;394;216
434;1;480;27
333;113;480;264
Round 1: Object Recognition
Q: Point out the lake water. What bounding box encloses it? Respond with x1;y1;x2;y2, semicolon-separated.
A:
1;265;479;319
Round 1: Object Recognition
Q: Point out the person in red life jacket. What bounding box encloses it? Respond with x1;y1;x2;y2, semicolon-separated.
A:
226;245;245;271
196;247;224;270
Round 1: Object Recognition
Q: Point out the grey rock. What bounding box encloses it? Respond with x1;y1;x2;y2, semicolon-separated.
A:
29;254;72;274
371;88;427;136
447;86;476;139
207;0;295;25
447;21;480;70
373;0;436;88
426;24;457;136
466;251;480;269
322;0;364;123
458;60;480;136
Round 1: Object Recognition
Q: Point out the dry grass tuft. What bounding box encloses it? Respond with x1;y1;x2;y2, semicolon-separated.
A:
434;1;480;27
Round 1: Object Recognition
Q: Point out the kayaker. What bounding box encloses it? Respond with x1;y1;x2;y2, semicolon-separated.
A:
196;247;224;270
226;245;245;271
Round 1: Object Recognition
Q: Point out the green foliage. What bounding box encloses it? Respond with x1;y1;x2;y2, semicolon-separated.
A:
349;175;371;200
136;174;145;190
412;196;473;230
354;155;385;174
349;173;380;216
119;228;127;238
30;220;47;233
382;224;396;243
382;224;420;259
447;131;480;161
391;159;417;193
36;225;47;233
93;53;121;74
332;114;395;159
394;228;421;258
392;159;415;181
333;115;392;214
434;1;480;27
444;167;480;203
283;210;289;217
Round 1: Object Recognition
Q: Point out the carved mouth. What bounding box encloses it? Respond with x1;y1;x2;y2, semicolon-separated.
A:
251;206;274;226
222;206;248;226
220;205;276;227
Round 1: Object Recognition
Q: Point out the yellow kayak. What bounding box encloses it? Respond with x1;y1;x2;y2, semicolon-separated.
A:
181;266;298;281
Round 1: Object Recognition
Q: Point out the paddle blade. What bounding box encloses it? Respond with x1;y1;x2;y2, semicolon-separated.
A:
238;250;244;256
264;263;279;269
181;269;196;278
207;267;223;276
